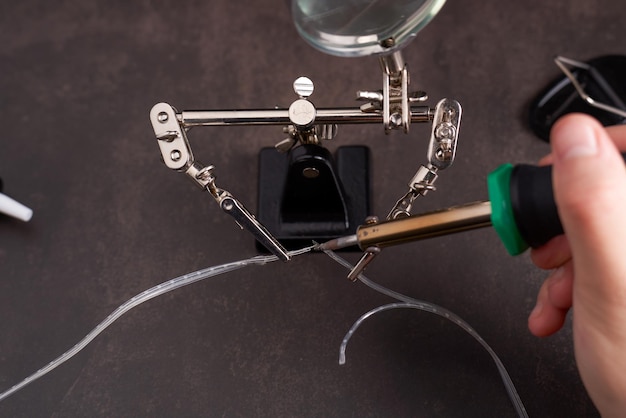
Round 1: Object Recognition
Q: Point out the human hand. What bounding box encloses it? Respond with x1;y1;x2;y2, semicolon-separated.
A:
528;114;626;416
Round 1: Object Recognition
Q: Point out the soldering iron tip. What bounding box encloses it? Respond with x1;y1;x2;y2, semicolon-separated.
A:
315;235;359;251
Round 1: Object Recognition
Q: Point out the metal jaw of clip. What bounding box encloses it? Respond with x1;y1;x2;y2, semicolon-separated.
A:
150;50;462;262
554;56;626;119
530;55;626;141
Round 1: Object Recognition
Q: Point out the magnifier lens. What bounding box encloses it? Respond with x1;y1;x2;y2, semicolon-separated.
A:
292;0;446;57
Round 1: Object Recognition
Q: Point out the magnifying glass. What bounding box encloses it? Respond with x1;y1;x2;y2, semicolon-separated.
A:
291;0;446;57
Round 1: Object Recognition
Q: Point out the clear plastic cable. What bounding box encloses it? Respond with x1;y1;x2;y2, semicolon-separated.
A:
322;249;528;418
0;245;314;402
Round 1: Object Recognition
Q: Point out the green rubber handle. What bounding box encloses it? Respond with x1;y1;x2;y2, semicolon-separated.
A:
487;163;529;255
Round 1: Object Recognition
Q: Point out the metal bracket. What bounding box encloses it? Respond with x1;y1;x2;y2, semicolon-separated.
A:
357;51;428;134
150;102;193;172
428;98;462;170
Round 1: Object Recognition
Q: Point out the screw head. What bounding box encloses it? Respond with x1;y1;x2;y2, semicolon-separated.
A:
435;122;456;140
380;37;395;48
302;167;320;179
293;76;314;98
170;150;182;161
222;200;234;211
288;99;316;128
157;111;169;123
389;112;402;128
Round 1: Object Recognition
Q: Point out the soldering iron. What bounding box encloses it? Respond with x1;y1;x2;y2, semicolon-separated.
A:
317;158;613;271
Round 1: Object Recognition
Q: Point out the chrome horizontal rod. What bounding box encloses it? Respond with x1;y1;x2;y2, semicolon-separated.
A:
179;106;432;127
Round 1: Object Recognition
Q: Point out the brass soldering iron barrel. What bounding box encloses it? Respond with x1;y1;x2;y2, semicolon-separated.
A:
357;201;493;248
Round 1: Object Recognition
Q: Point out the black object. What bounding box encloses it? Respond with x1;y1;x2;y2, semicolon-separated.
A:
529;55;626;141
257;145;370;251
509;153;626;249
509;163;562;248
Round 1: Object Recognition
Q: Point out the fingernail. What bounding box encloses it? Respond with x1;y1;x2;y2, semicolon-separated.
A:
552;117;598;160
529;301;543;319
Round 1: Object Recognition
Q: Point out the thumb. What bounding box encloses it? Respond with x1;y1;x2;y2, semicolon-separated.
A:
550;113;626;417
550;113;626;302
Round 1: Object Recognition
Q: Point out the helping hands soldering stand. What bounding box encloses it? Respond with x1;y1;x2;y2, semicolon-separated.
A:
149;0;461;267
149;50;461;263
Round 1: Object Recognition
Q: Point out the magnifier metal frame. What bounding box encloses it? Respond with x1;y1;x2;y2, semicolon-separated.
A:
291;0;446;57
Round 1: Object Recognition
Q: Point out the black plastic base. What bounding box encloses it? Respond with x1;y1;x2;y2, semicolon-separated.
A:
257;145;370;251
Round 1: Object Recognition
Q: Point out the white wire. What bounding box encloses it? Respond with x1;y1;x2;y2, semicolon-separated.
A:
0;246;314;402
322;249;528;418
0;242;526;418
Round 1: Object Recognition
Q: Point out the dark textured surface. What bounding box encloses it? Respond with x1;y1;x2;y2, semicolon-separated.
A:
0;1;624;416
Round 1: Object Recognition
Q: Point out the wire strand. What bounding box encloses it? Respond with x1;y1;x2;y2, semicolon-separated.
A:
0;245;314;402
322;249;528;418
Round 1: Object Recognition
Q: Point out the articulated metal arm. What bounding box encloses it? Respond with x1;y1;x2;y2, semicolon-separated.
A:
149;102;291;261
351;97;462;281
